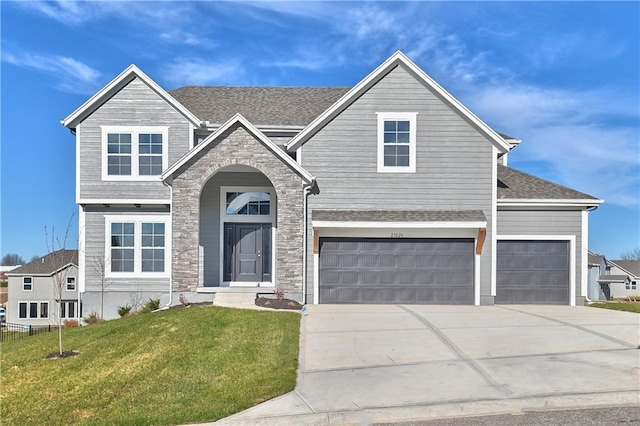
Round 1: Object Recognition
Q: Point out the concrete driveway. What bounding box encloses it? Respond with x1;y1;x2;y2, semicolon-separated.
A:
217;305;640;425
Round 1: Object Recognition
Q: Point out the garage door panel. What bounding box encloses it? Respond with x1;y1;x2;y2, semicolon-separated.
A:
496;240;570;305
319;238;474;304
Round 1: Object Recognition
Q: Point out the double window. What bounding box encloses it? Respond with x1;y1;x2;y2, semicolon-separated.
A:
626;280;637;291
106;215;170;277
23;277;33;291
66;277;76;291
60;300;80;319
19;302;48;319
377;112;417;173
102;126;168;180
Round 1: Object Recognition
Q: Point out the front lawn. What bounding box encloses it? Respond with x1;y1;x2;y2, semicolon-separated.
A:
588;301;640;314
0;306;300;425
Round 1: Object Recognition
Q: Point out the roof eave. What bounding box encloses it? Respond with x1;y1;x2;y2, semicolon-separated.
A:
162;113;314;184
498;198;604;208
286;50;511;154
61;65;203;129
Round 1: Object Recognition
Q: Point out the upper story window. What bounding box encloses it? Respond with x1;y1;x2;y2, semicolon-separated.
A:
376;112;417;173
66;277;76;291
101;126;168;181
23;277;33;291
105;215;170;278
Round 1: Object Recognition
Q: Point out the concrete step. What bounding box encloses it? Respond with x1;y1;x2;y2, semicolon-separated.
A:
213;292;263;310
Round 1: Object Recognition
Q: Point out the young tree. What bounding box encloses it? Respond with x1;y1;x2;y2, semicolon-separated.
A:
1;253;25;266
92;255;112;320
620;248;640;261
30;255;41;262
45;214;76;356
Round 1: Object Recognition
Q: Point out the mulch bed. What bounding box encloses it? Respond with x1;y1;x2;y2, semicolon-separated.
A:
45;350;79;359
255;297;303;310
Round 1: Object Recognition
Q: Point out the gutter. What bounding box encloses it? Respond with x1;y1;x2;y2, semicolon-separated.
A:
162;179;173;308
301;179;315;305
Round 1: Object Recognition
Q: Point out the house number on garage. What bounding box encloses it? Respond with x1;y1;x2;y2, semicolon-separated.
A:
390;232;404;238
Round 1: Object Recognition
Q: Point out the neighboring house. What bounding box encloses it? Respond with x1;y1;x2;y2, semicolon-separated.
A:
587;251;608;301
61;51;602;320
601;259;640;299
0;265;20;306
6;250;80;325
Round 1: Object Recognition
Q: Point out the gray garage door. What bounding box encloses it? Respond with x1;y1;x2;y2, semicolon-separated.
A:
496;240;570;304
319;238;474;304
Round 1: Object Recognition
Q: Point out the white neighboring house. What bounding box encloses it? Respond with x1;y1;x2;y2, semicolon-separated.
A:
587;251;608;301
599;259;640;299
6;250;80;325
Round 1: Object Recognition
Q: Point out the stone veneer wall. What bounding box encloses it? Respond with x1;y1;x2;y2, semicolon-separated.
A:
171;123;306;293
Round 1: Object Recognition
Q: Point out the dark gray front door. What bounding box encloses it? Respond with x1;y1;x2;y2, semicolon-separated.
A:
319;238;474;304
224;223;271;282
496;240;570;304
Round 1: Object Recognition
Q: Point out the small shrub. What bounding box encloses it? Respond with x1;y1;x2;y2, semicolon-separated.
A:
117;304;133;317
83;312;102;324
0;280;7;288
140;298;161;313
63;319;79;328
275;288;287;300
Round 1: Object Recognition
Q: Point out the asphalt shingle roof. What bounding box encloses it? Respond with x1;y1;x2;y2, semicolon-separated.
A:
610;260;640;277
588;253;604;265
8;249;77;276
312;210;487;223
497;165;598;200
169;86;350;127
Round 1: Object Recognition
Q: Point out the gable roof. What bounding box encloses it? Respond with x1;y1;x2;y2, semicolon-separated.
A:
7;250;77;276
161;113;313;184
170;86;349;128
588;251;605;265
497;165;602;205
608;260;640;278
286;51;512;153
62;65;202;129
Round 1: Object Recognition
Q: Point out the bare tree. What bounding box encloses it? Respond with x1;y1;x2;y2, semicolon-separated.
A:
92;255;112;320
30;255;41;262
620;248;640;261
45;214;76;356
1;253;25;266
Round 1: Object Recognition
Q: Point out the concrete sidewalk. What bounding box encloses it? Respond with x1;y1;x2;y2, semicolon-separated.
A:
214;305;640;425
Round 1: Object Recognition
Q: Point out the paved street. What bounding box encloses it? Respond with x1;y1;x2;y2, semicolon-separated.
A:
216;305;640;425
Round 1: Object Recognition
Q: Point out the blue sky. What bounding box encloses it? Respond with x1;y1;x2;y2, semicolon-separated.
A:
1;1;638;261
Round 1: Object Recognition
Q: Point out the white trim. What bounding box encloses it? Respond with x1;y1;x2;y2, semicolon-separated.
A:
496;235;576;306
162;113;314;184
218;186;276;285
491;146;497;297
287;51;511;153
189;123;195;149
313;252;319;305
75;126;81;204
78;205;86;293
581;210;589;300
17;301;50;320
104;214;172;279
22;277;33;291
474;253;481;306
312;220;487;229
66;276;77;291
62;64;201;128
376;112;417;173
101;126;169;181
498;199;604;207
78;199;170;205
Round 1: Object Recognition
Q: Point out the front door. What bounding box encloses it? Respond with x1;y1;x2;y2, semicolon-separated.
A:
224;223;271;283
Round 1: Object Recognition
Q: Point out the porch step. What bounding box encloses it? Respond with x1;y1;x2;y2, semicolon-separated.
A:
213;292;264;310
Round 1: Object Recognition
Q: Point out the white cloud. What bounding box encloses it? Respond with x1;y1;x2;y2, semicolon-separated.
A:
2;49;101;94
162;59;247;86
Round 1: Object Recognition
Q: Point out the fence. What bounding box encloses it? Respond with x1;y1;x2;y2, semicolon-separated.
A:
0;322;54;343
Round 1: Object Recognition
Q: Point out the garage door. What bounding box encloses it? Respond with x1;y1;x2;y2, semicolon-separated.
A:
319;238;474;304
496;240;570;304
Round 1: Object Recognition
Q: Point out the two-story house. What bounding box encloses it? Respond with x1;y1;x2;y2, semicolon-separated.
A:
6;250;80;325
62;51;602;320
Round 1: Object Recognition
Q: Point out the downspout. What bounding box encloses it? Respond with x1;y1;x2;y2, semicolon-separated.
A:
163;179;173;308
302;180;315;305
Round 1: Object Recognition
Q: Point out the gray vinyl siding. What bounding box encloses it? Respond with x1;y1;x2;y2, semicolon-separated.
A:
497;209;584;304
6;266;78;325
200;172;273;286
301;65;494;302
83;207;170;300
77;77;191;201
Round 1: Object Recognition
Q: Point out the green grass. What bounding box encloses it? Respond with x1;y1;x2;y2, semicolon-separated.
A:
588;301;640;314
0;305;300;425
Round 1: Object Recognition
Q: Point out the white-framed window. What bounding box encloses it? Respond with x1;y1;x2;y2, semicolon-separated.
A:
23;277;33;291
60;300;80;319
101;126;169;181
626;280;637;291
220;186;275;224
19;301;48;319
376;112;417;173
104;215;171;278
66;277;76;291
